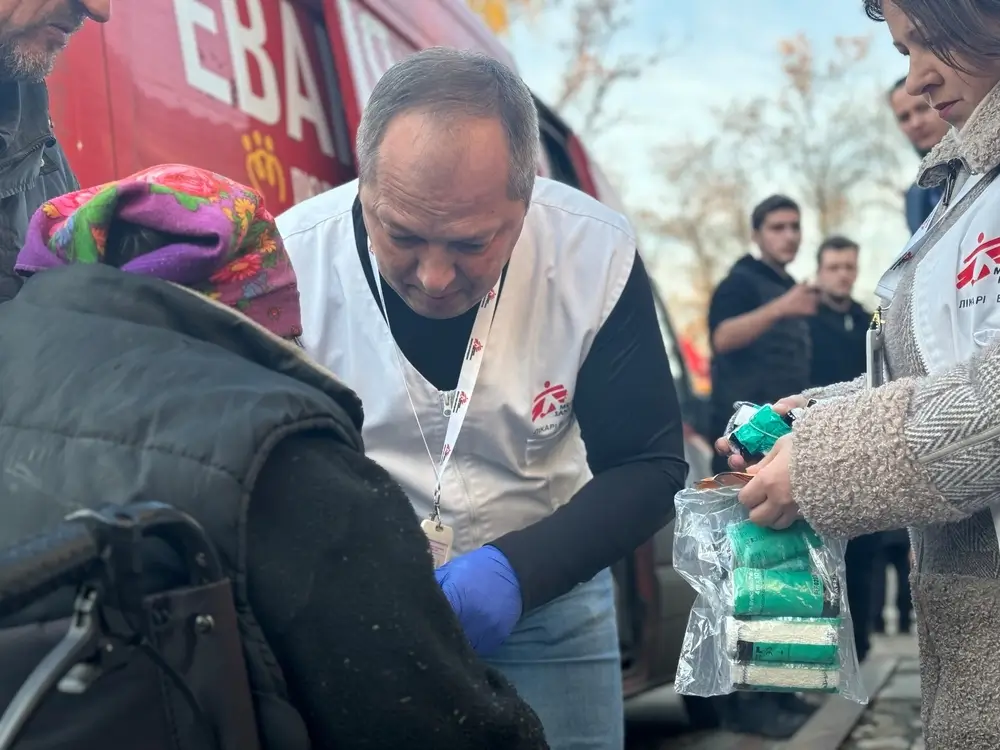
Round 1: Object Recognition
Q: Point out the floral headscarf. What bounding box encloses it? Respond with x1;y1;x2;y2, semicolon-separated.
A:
15;164;302;339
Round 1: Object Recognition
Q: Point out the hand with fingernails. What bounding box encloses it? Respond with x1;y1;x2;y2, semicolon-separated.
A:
714;396;807;529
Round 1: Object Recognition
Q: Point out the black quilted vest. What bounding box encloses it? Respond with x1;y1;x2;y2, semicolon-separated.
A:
0;264;365;748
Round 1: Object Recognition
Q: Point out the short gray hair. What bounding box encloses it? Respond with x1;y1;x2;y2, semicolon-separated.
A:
356;47;540;204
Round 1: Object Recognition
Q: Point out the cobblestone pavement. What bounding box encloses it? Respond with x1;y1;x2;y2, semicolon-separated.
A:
841;636;922;750
626;635;922;750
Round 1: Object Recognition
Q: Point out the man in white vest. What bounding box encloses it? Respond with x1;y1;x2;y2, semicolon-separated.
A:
277;47;688;749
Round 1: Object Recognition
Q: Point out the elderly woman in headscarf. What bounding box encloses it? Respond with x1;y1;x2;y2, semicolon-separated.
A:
0;164;547;750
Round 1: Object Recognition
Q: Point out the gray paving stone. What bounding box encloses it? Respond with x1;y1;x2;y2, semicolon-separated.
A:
879;674;922;701
840;674;923;750
856;738;910;749
894;659;921;675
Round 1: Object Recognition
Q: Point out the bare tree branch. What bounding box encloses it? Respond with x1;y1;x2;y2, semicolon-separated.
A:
531;0;669;137
640;33;906;354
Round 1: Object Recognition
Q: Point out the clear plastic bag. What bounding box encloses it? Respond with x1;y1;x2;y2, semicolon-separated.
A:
673;472;868;704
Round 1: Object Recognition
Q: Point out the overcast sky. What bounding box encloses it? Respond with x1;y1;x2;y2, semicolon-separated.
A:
503;1;916;308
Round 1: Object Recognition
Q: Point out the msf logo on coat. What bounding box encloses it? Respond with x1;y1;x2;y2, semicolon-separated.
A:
957;232;1000;290
532;381;571;436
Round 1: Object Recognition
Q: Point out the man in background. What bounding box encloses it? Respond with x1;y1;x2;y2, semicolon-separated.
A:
704;195;817;739
708;195;817;474
889;76;949;234
0;0;109;301
808;236;869;387
806;236;878;661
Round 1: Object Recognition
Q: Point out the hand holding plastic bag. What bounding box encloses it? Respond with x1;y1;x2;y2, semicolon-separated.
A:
672;468;867;703
740;434;800;529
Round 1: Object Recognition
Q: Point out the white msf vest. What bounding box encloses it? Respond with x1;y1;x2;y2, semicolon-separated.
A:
277;177;636;555
876;169;1000;544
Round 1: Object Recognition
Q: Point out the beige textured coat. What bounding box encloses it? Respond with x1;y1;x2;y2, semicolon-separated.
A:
792;87;1000;749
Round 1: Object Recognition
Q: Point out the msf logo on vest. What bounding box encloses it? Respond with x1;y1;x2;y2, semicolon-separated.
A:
957;232;1000;309
531;381;571;436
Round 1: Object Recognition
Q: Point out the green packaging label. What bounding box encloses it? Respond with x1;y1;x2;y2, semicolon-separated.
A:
732;568;839;618
769;557;812;573
727;520;822;569
731;405;792;456
738;641;838;666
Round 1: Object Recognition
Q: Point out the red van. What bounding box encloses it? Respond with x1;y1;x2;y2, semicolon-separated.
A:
47;0;707;703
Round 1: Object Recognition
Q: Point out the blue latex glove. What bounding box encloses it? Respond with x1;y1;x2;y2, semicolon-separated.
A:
435;545;522;656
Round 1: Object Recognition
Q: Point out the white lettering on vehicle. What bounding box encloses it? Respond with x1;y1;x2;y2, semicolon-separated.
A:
174;0;230;103
221;0;280;126
280;1;334;157
172;0;334;157
335;0;414;107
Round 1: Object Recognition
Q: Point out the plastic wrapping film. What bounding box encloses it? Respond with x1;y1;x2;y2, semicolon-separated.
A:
672;471;868;703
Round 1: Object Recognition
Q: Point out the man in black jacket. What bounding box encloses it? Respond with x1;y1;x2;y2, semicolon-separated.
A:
0;0;110;300
806;235;880;661
709;195;818;474
705;195;818;739
807;236;870;388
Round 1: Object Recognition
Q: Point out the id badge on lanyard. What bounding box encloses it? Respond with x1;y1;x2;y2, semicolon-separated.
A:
370;244;501;567
866;306;887;389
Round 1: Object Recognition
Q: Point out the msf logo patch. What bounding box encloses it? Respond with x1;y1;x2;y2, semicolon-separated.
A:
957;232;1000;310
531;381;571;436
957;232;1000;290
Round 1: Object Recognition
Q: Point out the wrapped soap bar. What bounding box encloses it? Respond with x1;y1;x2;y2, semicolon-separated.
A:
672;447;867;704
731;568;839;619
728;404;793;460
726;617;840;666
731;661;839;693
727;519;822;570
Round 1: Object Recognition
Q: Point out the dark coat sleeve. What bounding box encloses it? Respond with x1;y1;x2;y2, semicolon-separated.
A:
246;433;548;750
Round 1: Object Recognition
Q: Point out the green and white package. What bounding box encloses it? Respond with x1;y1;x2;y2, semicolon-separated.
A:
729;404;792;456
731;662;839;693
671;468;867;704
726;519;822;569
731;567;840;619
726;617;840;666
769;557;812;573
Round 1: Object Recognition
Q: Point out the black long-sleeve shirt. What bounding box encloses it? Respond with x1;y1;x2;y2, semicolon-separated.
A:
353;202;689;611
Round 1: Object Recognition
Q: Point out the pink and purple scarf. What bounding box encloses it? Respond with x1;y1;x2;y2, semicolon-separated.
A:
16;164;302;339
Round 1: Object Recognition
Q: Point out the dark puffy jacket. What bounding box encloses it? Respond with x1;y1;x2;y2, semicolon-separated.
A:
0;81;78;301
0;265;549;750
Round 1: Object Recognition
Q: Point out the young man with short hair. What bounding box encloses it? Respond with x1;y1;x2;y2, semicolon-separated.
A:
704;195;818;739
888;76;950;233
708;195;817;474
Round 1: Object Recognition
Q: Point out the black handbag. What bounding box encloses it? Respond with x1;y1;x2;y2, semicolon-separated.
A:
0;502;260;750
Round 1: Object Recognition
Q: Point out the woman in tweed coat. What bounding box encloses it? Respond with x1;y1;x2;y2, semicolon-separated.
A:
719;2;1000;747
